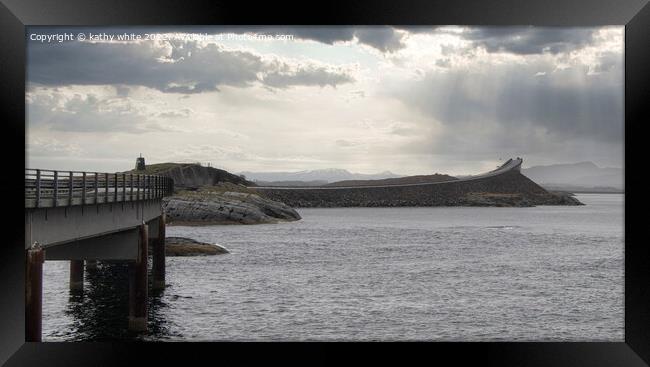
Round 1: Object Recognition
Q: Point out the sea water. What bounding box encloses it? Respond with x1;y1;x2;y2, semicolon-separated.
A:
41;193;624;341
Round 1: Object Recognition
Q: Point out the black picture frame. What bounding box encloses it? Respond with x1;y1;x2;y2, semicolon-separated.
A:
1;0;648;365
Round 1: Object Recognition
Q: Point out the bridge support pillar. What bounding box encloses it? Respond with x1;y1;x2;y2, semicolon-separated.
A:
129;223;148;332
86;260;98;272
26;247;45;342
152;214;166;291
70;260;84;291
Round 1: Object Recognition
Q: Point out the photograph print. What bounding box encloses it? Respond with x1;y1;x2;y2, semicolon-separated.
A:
24;25;624;342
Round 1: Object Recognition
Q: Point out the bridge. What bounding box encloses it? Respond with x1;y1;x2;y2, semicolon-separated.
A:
253;158;523;190
24;169;174;341
249;158;556;208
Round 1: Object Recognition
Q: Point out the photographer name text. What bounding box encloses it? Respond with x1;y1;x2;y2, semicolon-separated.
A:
29;32;295;43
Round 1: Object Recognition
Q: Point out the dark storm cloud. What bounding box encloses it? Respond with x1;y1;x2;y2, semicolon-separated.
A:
204;26;406;52
278;27;357;44
210;26;406;52
459;27;597;55
28;25;408;54
390;60;623;150
368;26;598;55
353;27;406;52
27;38;354;92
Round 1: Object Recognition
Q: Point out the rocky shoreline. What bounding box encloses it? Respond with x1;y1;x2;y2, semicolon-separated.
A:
457;191;582;207
163;183;301;225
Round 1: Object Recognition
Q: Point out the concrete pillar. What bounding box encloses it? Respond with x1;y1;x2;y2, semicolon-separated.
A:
152;214;166;291
86;260;98;271
129;223;148;331
69;260;84;291
26;247;45;342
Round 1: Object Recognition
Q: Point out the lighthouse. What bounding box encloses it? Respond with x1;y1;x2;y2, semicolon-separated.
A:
135;154;146;171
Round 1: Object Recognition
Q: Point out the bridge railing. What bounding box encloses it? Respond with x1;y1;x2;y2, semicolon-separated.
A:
25;169;174;208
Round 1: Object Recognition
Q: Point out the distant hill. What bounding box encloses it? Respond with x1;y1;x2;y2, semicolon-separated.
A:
522;161;623;191
240;168;402;185
326;173;457;187
127;163;253;189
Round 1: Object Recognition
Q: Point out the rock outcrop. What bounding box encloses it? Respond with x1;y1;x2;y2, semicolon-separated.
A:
127;163;254;189
165;237;229;256
163;189;301;225
126;163;301;225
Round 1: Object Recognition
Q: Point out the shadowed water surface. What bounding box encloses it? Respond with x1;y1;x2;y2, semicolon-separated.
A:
42;194;623;341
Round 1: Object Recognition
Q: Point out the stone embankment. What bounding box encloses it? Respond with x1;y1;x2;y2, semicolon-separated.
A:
254;170;583;208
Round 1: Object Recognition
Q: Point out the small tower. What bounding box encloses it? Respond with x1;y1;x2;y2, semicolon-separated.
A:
135;154;146;171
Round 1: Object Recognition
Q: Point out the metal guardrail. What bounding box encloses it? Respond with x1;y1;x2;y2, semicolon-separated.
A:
25;169;174;209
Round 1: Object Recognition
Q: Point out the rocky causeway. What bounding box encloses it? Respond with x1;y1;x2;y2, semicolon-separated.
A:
253;159;583;208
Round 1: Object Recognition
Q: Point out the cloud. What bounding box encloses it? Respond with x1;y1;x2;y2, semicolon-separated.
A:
392;64;622;144
157;108;193;119
26;87;184;133
589;51;622;74
379;49;623;169
277;27;357;45
221;26;406;53
353;27;406;52
336;139;360;147
386;122;420;136
458;27;597;55
262;64;354;89
435;58;452;68
28;137;83;157
27;39;355;93
25;26;624;173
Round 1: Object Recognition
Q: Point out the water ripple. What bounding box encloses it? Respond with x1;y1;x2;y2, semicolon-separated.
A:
41;194;623;341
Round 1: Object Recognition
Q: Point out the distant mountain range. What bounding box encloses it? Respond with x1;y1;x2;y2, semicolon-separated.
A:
240;162;623;192
239;168;402;185
521;161;623;191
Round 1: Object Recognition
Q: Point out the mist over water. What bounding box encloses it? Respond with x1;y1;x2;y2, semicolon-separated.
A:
42;194;623;341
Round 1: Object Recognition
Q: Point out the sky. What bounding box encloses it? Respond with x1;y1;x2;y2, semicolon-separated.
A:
25;26;624;176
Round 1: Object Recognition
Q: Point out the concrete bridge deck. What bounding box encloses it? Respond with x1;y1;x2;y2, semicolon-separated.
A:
24;168;175;341
25;169;172;208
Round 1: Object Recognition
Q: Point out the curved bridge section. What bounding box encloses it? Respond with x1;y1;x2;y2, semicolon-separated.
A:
254;158;522;190
252;157;555;207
